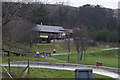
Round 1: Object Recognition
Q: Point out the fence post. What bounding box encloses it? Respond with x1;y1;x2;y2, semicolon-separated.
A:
8;51;11;72
28;60;30;76
2;66;13;80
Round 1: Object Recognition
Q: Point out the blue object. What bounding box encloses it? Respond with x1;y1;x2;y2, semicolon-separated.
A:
36;54;39;55
75;69;93;80
78;50;82;60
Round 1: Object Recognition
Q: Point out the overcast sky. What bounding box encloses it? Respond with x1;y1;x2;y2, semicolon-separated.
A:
70;0;119;9
5;0;119;9
33;0;118;9
49;0;119;9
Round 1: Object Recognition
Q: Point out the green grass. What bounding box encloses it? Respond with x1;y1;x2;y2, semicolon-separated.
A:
2;43;119;68
2;67;114;79
33;43;118;54
52;49;119;68
2;47;119;68
36;43;53;46
34;43;68;53
4;42;118;55
2;56;60;63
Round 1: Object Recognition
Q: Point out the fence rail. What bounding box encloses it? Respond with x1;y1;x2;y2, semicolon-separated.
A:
1;45;32;56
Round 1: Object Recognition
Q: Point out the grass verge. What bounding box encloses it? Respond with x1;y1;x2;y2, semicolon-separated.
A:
2;67;115;79
2;56;60;63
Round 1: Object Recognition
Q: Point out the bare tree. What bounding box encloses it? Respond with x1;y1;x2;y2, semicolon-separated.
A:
73;25;89;63
2;2;22;26
65;30;71;62
73;27;82;54
2;19;36;45
2;2;41;26
80;26;89;61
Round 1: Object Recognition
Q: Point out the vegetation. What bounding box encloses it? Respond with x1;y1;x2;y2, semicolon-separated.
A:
2;67;115;79
33;43;68;53
88;29;118;42
31;4;50;24
2;56;60;63
2;44;119;68
2;3;119;44
2;2;119;79
52;49;119;68
3;42;118;55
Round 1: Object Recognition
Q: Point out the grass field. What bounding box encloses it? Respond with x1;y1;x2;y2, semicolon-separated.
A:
2;56;61;63
2;43;118;79
2;43;119;68
52;49;119;68
3;42;118;55
34;43;118;54
2;67;114;79
2;49;118;68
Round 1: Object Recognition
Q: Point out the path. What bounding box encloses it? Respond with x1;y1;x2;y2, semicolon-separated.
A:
1;62;119;79
51;53;68;56
42;56;68;62
102;47;119;51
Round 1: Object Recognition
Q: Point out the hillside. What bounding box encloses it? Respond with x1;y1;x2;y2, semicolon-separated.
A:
52;49;119;68
2;3;118;44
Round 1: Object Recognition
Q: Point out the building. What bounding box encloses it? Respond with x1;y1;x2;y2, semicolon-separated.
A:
32;24;73;43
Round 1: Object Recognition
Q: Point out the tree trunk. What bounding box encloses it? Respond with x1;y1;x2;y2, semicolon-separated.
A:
84;50;86;60
67;48;70;62
77;49;80;64
67;36;70;62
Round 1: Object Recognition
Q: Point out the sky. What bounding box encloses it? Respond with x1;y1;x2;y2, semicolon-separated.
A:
70;0;119;9
49;0;119;9
3;0;119;9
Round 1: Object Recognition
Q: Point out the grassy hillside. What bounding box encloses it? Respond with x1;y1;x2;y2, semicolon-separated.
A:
2;56;61;63
28;43;118;54
52;49;119;68
33;43;68;53
2;43;119;68
3;42;118;54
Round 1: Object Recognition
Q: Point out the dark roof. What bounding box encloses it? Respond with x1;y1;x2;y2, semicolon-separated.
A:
65;29;73;33
32;24;65;33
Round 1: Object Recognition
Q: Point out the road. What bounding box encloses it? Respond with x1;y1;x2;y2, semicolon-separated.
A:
102;48;119;51
1;62;119;79
51;53;68;56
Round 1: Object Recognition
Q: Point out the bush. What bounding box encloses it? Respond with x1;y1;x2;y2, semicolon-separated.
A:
89;29;118;42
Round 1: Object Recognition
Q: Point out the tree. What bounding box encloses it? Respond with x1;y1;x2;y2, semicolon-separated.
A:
78;4;117;31
2;19;36;45
73;25;89;63
31;4;50;25
2;2;48;44
2;2;45;26
2;2;22;26
65;30;71;62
